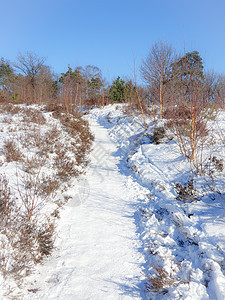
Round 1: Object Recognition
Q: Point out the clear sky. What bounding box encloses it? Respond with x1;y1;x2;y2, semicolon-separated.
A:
1;0;225;83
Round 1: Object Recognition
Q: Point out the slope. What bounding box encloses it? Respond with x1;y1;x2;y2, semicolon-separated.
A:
24;107;147;299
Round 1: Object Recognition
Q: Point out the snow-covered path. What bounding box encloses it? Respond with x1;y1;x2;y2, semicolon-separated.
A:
28;115;146;299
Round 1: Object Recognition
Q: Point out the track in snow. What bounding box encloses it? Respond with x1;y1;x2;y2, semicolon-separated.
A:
27;116;147;300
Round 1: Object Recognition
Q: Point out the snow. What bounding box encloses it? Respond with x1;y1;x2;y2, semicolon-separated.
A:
85;105;225;299
23;109;147;299
1;103;225;299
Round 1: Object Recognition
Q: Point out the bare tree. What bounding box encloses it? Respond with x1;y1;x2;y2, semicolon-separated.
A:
215;74;225;108
13;52;59;104
14;52;46;87
140;41;175;118
14;52;46;102
203;70;220;106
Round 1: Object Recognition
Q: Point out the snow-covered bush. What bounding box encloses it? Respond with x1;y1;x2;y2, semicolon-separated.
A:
0;103;94;293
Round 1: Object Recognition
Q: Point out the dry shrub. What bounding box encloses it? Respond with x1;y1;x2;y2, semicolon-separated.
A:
18;106;93;188
164;103;192;120
0;175;14;222
17;111;59;158
39;125;61;155
3;140;24;162
2;116;13;124
204;155;224;178
22;156;46;174
0;102;94;278
174;179;197;202
21;108;46;124
51;110;94;180
36;220;55;257
19;126;40;148
85;97;99;108
8;216;55;278
151;127;166;144
0;174;55;281
44;103;66;115
145;265;176;294
17;169;50;222
46;105;94;157
40;175;60;196
44;124;61;141
54;149;80;181
0;103;20;114
22;163;59;197
0;95;7;104
123;100;150;117
0;102;94;289
210;156;224;173
164;103;208;171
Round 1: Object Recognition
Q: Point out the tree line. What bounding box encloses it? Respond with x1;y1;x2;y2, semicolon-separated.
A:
0;52;141;113
0;43;225;115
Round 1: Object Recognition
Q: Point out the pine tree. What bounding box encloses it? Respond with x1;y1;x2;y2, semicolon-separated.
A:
171;51;204;88
0;58;14;92
109;76;126;102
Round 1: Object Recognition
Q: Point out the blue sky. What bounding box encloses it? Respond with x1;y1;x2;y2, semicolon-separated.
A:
1;0;225;83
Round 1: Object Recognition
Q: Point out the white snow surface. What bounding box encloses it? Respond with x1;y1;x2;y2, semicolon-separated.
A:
2;104;225;299
23;106;147;300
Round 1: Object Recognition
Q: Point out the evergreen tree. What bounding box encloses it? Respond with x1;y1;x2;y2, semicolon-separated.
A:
88;77;102;98
109;76;126;102
169;51;204;104
0;58;14;92
59;66;84;85
171;51;204;87
124;79;136;103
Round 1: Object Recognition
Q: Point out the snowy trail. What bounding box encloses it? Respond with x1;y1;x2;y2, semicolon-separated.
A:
28;116;146;299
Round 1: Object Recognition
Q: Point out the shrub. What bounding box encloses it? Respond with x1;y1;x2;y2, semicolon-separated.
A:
0;174;55;281
54;149;80;181
145;265;176;294
21;108;46;124
174;179;197;202
151;127;166;144
40;175;60;196
0;103;93;289
22;156;46;174
3;140;24;162
0;174;14;222
51;110;94;181
165;103;208;171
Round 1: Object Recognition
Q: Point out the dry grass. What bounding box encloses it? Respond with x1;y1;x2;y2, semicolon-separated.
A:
145;265;176;294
